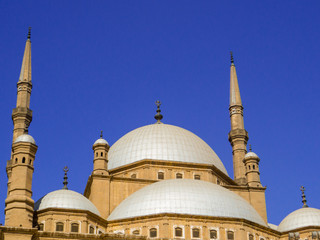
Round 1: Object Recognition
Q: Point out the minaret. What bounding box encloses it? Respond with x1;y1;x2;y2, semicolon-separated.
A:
228;52;249;185
12;27;33;142
5;28;38;228
243;146;262;187
92;131;109;175
5;134;38;227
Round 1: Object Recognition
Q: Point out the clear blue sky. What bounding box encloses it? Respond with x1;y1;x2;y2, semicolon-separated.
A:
0;1;319;226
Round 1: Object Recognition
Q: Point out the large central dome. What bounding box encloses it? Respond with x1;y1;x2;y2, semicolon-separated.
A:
108;123;228;175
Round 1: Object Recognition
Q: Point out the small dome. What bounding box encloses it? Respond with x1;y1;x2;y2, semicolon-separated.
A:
14;134;36;144
107;179;266;226
244;151;259;160
35;189;100;216
93;138;109;145
108;124;228;175
268;223;278;230
278;207;320;232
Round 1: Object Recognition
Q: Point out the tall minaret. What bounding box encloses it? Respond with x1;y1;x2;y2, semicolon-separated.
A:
12;27;33;141
228;52;249;185
5;28;38;228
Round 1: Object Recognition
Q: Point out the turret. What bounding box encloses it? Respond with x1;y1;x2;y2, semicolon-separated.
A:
228;52;249;185
5;134;38;227
92;131;109;175
243;146;261;187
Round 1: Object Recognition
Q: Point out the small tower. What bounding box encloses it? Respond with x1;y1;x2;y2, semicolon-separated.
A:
228;52;249;185
92;131;110;175
243;146;261;187
5;134;38;227
12;27;33;142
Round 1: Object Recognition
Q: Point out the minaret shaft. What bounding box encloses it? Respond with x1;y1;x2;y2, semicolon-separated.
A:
12;34;33;142
228;59;248;185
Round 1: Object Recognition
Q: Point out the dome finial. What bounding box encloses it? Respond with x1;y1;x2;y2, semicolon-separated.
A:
230;51;234;65
300;186;308;208
100;130;103;139
27;27;31;39
249;144;252;152
63;166;69;190
154;100;163;123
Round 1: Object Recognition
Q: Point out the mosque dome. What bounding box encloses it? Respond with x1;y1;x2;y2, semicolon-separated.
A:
34;189;100;216
107;179;266;226
244;151;259;160
14;134;36;144
108;123;228;175
278;207;320;232
94;138;109;145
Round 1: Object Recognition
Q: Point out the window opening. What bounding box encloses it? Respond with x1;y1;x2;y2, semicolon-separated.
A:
38;223;44;231
71;223;79;233
158;172;164;180
89;226;95;234
176;173;183;179
175;227;183;237
22;157;25;163
227;231;234;240
132;230;140;235
192;228;200;238
150;228;157;238
194;174;201;180
210;229;217;239
131;173;136;178
56;222;64;232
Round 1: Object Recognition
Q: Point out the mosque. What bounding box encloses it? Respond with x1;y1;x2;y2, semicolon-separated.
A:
1;29;320;240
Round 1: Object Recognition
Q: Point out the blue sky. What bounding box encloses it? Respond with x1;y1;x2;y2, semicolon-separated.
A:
0;1;320;225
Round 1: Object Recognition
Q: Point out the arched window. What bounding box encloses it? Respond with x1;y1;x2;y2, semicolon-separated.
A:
89;226;95;234
150;228;157;238
56;222;64;232
131;173;136;179
22;157;26;163
249;234;254;240
217;179;221;185
175;227;183;237
98;230;103;234
192;228;200;238
132;230;140;235
253;165;255;169
176;173;183;179
101;152;103;157
210;229;217;239
96;152;98;157
71;223;79;233
15;158;18;163
194;174;201;180
227;231;234;240
158;172;164;180
38;223;44;231
249;165;251;170
29;159;32;164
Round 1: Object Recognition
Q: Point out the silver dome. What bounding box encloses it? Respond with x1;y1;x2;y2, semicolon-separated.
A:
278;207;320;232
107;179;266;226
14;134;36;144
108;123;228;175
244;151;259;160
94;138;109;145
35;189;100;216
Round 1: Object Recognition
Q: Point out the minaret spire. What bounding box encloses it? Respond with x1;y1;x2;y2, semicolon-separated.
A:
300;186;308;208
12;28;33;141
228;52;249;185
